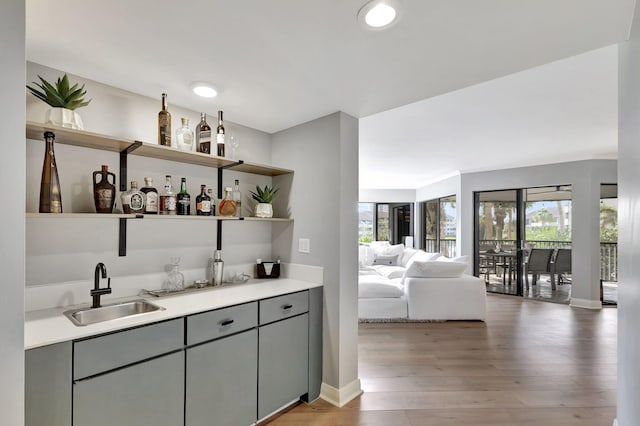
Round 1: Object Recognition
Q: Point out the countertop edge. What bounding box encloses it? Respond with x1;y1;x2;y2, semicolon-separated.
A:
25;278;322;350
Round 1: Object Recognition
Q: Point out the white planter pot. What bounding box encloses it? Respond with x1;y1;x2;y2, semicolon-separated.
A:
255;203;273;218
45;107;84;130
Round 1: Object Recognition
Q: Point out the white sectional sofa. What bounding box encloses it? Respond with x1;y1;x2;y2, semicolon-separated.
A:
358;242;487;321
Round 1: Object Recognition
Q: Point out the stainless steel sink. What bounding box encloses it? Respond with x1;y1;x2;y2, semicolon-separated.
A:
64;299;164;327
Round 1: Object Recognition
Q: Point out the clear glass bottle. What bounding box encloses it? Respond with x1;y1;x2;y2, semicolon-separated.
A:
176;177;191;215
233;179;242;218
158;93;171;146
207;188;216;215
218;186;236;217
175;118;195;152
121;181;145;214
163;257;184;292
216;110;225;157
159;175;177;215
196;112;212;154
39;131;63;213
140;177;158;214
196;184;212;216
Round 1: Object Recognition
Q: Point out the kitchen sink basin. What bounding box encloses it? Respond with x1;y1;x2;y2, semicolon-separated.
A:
64;299;164;327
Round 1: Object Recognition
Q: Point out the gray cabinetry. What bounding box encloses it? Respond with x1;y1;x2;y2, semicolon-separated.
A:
25;342;72;426
73;351;184;426
186;329;258;426
258;313;309;419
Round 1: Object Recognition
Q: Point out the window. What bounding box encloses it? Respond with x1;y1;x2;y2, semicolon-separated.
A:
358;203;374;242
421;195;456;257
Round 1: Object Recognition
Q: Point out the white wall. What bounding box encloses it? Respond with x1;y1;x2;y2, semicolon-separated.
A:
272;112;361;401
617;8;640;424
0;0;25;424
459;160;616;307
25;62;277;291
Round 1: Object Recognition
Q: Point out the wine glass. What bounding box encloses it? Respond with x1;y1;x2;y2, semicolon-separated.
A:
229;133;240;160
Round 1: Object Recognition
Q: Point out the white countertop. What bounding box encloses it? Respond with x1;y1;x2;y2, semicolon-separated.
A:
25;278;322;350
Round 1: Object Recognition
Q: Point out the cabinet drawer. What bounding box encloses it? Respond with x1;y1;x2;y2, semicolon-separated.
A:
259;291;308;325
74;319;183;380
187;301;258;345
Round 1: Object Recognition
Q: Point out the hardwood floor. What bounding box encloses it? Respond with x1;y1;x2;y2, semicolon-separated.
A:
266;294;617;426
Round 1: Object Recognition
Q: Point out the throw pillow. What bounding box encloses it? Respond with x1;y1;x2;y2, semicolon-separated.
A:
405;260;467;278
370;241;391;256
399;248;419;267
381;244;405;258
372;254;399;266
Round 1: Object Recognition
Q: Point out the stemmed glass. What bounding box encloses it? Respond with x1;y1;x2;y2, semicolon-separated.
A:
229;133;240;160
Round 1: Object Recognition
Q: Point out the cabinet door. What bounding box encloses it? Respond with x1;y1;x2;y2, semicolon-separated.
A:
258;313;309;420
186;329;257;426
25;342;72;426
73;351;184;426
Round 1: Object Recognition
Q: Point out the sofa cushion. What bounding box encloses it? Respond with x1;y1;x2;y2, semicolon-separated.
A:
359;275;404;298
399;248;419;267
358;244;375;266
406;260;467;278
371;265;406;279
436;255;469;265
372;254;399;266
370;241;391;256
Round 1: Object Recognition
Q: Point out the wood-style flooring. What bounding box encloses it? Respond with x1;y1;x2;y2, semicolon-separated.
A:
265;294;617;426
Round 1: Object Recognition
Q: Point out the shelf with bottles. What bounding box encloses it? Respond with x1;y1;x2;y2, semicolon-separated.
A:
25;213;293;222
26;121;294;177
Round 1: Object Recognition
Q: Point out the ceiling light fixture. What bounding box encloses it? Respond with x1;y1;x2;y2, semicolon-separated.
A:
357;0;401;30
190;82;218;98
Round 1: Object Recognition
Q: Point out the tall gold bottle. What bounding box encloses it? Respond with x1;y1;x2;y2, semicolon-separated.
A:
39;131;62;213
158;93;171;146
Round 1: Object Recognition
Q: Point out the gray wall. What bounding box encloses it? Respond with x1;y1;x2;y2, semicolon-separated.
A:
25;63;276;286
460;160;616;305
617;9;640;424
272;112;360;391
0;0;25;424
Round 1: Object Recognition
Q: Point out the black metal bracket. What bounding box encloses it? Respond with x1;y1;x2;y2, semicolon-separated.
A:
118;215;143;257
215;160;244;251
119;141;143;191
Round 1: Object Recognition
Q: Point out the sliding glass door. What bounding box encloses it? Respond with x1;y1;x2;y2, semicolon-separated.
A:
421;195;456;257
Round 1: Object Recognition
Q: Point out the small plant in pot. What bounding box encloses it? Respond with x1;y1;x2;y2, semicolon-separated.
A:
250;185;279;218
26;74;91;130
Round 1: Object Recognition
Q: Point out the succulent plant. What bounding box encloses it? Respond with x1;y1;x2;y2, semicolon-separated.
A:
26;74;91;110
250;185;279;204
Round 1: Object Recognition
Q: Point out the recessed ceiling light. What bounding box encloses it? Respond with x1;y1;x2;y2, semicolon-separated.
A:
357;0;401;30
190;82;218;98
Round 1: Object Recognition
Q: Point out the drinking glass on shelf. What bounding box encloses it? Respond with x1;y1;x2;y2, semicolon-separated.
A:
229;133;240;160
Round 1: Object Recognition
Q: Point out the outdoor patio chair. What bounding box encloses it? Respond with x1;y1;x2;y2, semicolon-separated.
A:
524;248;554;290
550;248;571;289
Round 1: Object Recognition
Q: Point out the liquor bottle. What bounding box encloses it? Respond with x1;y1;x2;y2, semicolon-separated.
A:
159;175;177;215
196;113;211;154
121;181;145;214
218;186;236;217
175;118;195;151
233;179;242;218
158;93;171;146
216;110;225;157
196;185;212;216
92;165;116;213
39;131;63;213
176;177;191;215
140;177;159;214
207;188;216;216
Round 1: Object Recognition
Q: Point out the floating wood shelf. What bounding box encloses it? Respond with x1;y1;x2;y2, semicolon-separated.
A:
26;213;292;222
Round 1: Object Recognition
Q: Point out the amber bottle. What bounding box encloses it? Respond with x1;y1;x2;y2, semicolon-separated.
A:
92;165;116;213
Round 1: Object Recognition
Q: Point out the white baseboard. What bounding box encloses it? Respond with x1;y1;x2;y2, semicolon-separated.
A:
570;298;602;309
320;379;363;407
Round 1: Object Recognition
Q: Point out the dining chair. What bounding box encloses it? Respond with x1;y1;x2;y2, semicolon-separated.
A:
550;248;571;290
524;248;554;290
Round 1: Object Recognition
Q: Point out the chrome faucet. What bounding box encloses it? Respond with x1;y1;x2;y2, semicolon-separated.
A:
91;262;112;308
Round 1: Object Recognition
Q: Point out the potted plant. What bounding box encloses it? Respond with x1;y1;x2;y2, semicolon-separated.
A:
250;185;279;218
26;74;91;130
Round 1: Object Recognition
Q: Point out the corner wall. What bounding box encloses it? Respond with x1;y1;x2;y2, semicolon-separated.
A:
0;0;25;423
272;112;361;405
617;6;640;423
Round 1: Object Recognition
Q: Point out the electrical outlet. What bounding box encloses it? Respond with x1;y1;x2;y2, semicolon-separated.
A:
298;238;310;253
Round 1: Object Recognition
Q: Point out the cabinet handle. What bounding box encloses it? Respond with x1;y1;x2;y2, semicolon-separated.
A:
282;304;293;310
220;319;235;327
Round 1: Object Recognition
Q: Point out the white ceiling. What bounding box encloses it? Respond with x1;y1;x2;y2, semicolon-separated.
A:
26;0;634;189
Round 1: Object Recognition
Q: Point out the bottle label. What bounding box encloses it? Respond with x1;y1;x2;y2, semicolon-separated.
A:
216;133;224;145
199;130;211;143
198;200;212;213
145;193;158;212
167;196;177;211
96;189;113;209
130;193;144;211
